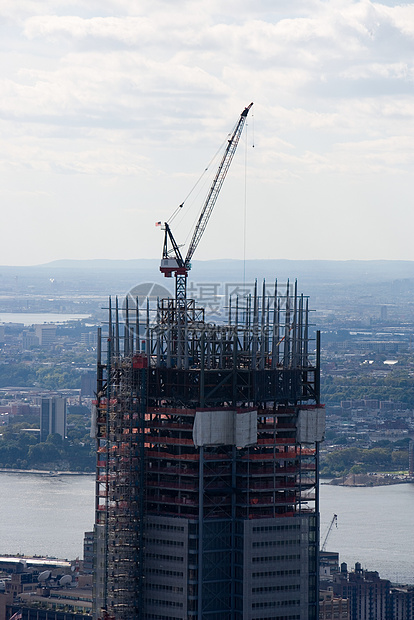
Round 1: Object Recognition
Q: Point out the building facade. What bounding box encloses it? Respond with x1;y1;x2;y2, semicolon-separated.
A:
40;397;66;442
333;563;391;620
319;588;350;620
93;282;324;620
34;325;57;348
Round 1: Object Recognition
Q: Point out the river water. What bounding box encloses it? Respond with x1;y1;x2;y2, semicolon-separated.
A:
0;312;91;325
320;480;414;584
0;472;95;560
0;472;413;584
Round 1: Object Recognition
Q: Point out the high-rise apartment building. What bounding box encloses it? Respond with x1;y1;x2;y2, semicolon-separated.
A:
40;396;66;442
34;324;57;347
333;563;391;620
93;282;324;620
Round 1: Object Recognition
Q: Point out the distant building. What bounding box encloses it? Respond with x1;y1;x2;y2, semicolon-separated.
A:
83;531;94;575
320;551;340;581
409;441;414;476
10;403;31;416
81;332;97;347
81;372;96;398
34;324;57;347
333;562;391;620
40;397;66;442
390;585;414;620
320;587;350;620
7;588;92;619
0;571;38;620
21;330;39;349
0;559;91;620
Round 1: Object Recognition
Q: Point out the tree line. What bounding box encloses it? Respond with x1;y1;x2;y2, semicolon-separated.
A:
0;414;94;471
320;440;410;478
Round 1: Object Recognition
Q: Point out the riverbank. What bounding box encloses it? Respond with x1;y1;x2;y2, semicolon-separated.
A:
328;473;414;487
0;468;94;476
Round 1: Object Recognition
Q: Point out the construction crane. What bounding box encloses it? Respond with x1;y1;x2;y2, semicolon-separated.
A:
160;102;253;308
321;513;338;552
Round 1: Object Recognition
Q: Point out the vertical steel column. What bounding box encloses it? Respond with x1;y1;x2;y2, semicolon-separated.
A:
115;297;119;358
271;280;278;370
135;297;140;353
124;295;129;356
260;280;266;370
315;331;321;405
145;299;150;356
230;444;237;620
232;329;238;406
284;281;291;368
292;280;298;368
200;331;205;407
197;446;204;619
103;301;112;614
315;329;321;620
137;365;147;618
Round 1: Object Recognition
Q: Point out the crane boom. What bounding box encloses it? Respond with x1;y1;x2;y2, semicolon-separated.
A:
160;103;253;306
321;513;338;552
185;102;253;267
158;103;253;369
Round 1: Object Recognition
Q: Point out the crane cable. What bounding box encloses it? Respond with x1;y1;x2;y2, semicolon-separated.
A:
243;108;254;286
167;129;235;227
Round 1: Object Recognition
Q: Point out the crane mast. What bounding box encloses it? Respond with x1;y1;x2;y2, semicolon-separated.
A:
160;102;253;307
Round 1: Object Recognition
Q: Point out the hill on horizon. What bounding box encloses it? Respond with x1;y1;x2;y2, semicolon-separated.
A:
2;257;413;285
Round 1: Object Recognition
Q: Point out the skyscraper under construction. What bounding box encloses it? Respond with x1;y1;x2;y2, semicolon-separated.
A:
93;279;325;620
93;104;324;619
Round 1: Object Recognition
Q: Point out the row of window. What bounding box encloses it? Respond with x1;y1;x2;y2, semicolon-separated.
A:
145;598;184;608
146;583;184;593
252;599;300;609
146;522;185;532
145;553;184;562
252;569;300;578
252;584;300;594
146;568;184;578
252;554;300;563
253;524;301;533
252;539;299;548
145;537;184;547
146;614;182;620
254;615;300;620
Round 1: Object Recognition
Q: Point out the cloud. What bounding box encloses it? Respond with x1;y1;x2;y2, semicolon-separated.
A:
23;15;156;46
0;0;413;263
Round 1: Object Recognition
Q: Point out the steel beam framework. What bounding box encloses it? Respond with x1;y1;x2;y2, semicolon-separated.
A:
93;280;322;620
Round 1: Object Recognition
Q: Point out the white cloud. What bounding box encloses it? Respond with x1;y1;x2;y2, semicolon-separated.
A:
0;0;413;263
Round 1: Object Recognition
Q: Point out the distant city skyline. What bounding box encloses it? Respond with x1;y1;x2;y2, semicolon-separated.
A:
1;0;413;266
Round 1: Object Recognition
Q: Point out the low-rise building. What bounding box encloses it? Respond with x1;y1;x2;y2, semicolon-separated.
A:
320;587;350;620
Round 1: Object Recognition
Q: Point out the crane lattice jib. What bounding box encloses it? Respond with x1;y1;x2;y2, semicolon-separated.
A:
184;102;253;267
321;513;337;552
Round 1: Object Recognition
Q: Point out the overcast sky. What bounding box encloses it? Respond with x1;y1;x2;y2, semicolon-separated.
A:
1;0;413;265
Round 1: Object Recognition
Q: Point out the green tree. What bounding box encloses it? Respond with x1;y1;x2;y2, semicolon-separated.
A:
28;442;61;465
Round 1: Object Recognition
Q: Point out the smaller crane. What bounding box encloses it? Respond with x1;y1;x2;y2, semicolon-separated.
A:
321;513;338;552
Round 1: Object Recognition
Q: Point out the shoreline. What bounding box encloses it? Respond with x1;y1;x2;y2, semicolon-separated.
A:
0;468;94;476
324;473;414;487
